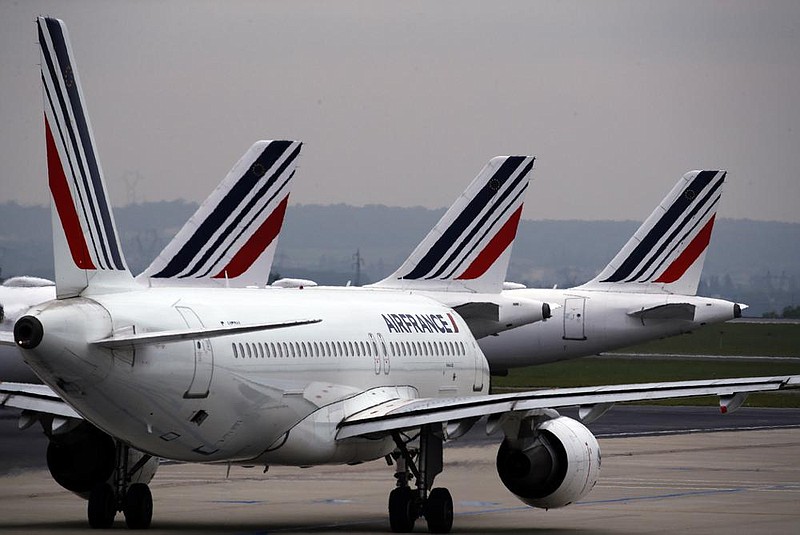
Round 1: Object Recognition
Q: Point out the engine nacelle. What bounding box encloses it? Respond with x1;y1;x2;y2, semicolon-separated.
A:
496;416;600;509
46;422;158;499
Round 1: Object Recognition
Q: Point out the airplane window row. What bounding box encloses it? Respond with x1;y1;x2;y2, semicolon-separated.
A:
230;338;466;360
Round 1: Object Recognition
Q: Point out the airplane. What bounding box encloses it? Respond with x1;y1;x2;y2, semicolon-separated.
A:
0;276;56;330
0;276;56;381
0;138;299;384
138;139;299;289
476;169;744;373
3;17;800;534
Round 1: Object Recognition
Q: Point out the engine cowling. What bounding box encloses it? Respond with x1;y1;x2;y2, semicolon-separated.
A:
46;422;158;499
496;416;600;509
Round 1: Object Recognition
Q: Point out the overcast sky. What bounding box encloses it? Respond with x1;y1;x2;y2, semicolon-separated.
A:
1;1;799;223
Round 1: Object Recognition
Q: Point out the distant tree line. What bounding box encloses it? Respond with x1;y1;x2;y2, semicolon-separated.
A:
762;305;800;319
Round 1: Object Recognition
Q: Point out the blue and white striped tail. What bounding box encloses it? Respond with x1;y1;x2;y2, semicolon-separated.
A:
140;140;301;287
373;156;535;294
39;17;133;298
580;170;726;295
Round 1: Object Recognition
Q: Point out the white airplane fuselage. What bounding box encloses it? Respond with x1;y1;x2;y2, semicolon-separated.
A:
20;286;488;466
480;287;740;370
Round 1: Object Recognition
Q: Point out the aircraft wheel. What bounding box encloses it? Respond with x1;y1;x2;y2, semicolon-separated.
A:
123;483;153;529
425;487;453;534
87;482;116;529
388;486;416;533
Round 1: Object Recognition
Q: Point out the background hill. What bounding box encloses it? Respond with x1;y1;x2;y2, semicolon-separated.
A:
1;201;798;316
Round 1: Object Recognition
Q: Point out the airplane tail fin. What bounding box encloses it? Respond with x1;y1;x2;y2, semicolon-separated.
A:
371;156;534;294
139;140;301;288
39;17;134;298
578;170;726;295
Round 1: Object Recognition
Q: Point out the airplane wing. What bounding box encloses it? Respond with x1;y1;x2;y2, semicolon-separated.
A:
336;375;800;439
0;381;81;419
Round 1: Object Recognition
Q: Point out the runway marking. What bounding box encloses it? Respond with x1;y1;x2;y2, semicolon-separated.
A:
597;423;800;438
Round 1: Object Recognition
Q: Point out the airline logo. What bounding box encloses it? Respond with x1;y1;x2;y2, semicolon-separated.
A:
399;156;533;281
39;17;126;271
600;170;726;284
148;140;300;279
382;313;460;334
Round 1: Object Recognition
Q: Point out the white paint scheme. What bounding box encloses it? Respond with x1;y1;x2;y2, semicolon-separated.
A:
21;286;487;465
479;170;741;371
0;278;56;382
0;277;56;329
480;288;741;370
10;17;800;533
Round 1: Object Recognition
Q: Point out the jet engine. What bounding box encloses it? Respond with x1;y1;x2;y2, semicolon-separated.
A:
45;421;158;499
496;416;600;509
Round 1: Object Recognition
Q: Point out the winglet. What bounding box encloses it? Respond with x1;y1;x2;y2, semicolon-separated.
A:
139;140;302;287
371;156;534;294
578;170;726;295
39;17;134;298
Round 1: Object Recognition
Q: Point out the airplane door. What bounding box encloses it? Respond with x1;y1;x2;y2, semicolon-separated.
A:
380;334;391;375
472;342;484;392
377;333;390;375
176;306;214;399
562;298;587;341
369;334;381;374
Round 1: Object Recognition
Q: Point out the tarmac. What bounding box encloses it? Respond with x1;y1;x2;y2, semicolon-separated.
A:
0;425;798;534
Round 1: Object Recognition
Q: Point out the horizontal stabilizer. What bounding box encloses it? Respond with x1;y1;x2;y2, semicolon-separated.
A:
452;296;556;338
627;303;696;321
92;318;321;348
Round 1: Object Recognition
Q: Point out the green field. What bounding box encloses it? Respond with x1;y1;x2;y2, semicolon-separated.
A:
607;321;800;357
492;321;800;407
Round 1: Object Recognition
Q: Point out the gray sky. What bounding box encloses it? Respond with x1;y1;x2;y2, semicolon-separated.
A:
1;1;799;222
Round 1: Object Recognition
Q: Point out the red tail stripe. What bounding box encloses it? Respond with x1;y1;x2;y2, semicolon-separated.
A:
212;195;289;279
654;215;715;284
456;206;522;281
46;117;95;270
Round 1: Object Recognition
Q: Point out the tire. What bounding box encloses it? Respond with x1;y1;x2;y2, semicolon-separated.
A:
388;486;416;533
87;482;116;529
425;487;453;534
123;483;153;529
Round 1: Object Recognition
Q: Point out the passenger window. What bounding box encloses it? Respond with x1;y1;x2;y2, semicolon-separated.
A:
232;343;238;359
246;344;252;358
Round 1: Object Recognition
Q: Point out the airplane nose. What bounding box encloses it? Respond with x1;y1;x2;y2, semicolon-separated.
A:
14;315;44;349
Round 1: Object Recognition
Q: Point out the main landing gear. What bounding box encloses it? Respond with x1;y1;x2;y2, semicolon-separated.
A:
388;424;453;534
87;443;154;529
